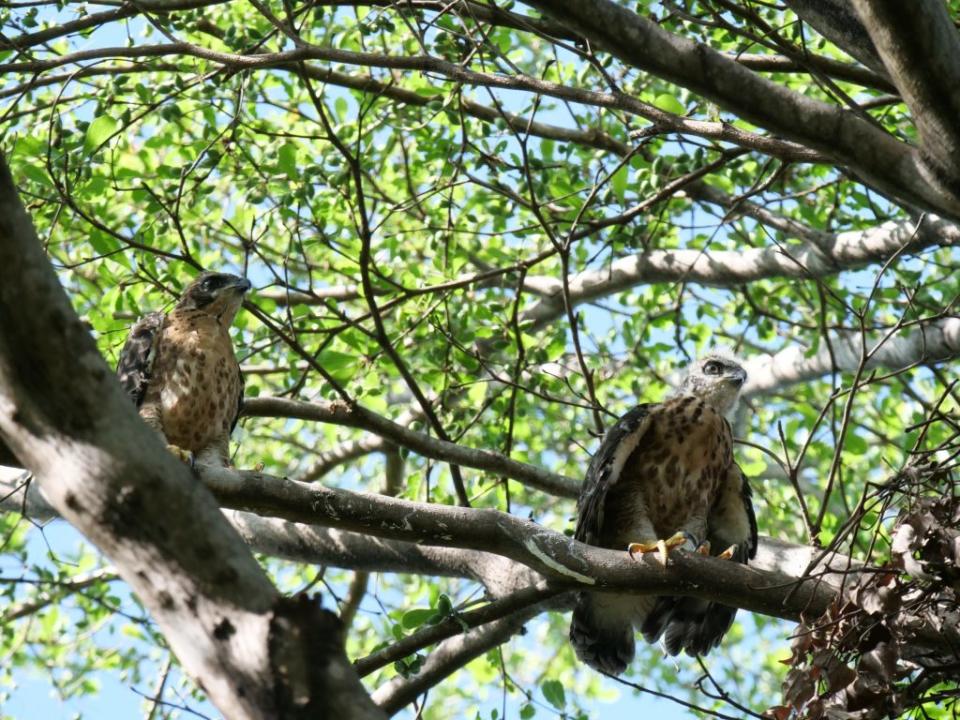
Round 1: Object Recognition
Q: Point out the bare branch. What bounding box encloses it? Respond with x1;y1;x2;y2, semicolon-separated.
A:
300;435;390;482
522;213;958;328
743;317;960;396
241;397;579;497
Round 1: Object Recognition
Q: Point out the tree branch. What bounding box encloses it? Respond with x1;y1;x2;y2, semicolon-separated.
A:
370;605;543;716
0;154;384;720
353;582;560;678
742;316;960;396
522;213;957;328
525;0;960;216
850;0;960;188
0;43;824;163
0;472;536;592
201;467;841;622
783;0;887;76
241;396;579;497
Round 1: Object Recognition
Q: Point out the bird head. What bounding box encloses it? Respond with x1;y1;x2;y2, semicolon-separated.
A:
176;272;252;326
675;350;747;417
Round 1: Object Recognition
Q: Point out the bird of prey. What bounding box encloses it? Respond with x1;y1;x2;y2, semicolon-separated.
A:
570;351;757;675
116;272;251;466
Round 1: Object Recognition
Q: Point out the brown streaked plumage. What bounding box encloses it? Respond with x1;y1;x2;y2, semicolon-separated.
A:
570;352;757;675
116;272;251;465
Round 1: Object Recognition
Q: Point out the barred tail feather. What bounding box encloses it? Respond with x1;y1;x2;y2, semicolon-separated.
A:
569;593;639;676
641;596;738;657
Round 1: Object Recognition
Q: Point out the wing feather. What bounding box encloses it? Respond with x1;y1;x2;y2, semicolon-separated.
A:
707;464;758;561
575;404;655;545
571;403;655;674
230;362;244;434
116;312;164;407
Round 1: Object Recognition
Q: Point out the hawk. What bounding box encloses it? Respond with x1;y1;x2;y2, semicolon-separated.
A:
116;272;251;466
570;352;757;675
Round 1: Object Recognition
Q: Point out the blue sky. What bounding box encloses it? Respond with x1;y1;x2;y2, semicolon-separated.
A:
3;518;732;720
0;3;789;718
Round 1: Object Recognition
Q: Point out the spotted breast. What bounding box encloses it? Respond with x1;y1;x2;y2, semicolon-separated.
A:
146;309;242;455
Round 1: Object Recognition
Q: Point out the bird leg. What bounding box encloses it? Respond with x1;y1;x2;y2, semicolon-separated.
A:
166;444;195;467
627;531;693;566
717;545;738;560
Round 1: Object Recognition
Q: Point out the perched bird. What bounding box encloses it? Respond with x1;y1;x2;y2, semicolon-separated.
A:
116;272;251;466
570;351;757;675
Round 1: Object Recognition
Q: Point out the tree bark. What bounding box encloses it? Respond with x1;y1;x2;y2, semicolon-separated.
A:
526;0;960;217
850;0;960;190
0;153;385;720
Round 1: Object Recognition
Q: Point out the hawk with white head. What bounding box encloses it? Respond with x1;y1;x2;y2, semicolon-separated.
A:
570;351;757;675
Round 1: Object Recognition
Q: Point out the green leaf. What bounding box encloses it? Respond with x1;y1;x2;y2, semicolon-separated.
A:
520;704;535;719
845;433;868;454
401;608;435;629
85;115;119;151
653;93;685;115
315;350;358;383
20;164;51;187
611;164;629;201
278;142;298;178
541;679;565;710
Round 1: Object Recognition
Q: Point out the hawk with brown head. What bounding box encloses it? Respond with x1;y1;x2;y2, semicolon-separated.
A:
116;272;251;466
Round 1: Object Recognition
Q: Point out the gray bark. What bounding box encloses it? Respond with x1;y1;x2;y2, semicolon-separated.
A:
0;154;385;720
784;0;887;76
525;0;960;217
850;0;960;190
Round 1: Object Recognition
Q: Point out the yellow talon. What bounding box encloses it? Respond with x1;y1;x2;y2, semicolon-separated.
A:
717;545;738;560
627;540;658;558
627;532;690;566
696;540;712;556
166;444;194;465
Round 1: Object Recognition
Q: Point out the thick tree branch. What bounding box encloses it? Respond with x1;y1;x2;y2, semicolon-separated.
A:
201;467;842;621
783;0;887;76
850;0;960;189
733;51;892;91
0;469;873;600
742;316;960;396
201;468;960;663
0;472;534;592
525;0;960;217
522;213;958;328
230;512;514;584
0;155;384;720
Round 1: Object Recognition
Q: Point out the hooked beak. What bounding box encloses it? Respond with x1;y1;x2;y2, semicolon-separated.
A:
729;368;747;388
231;277;253;294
